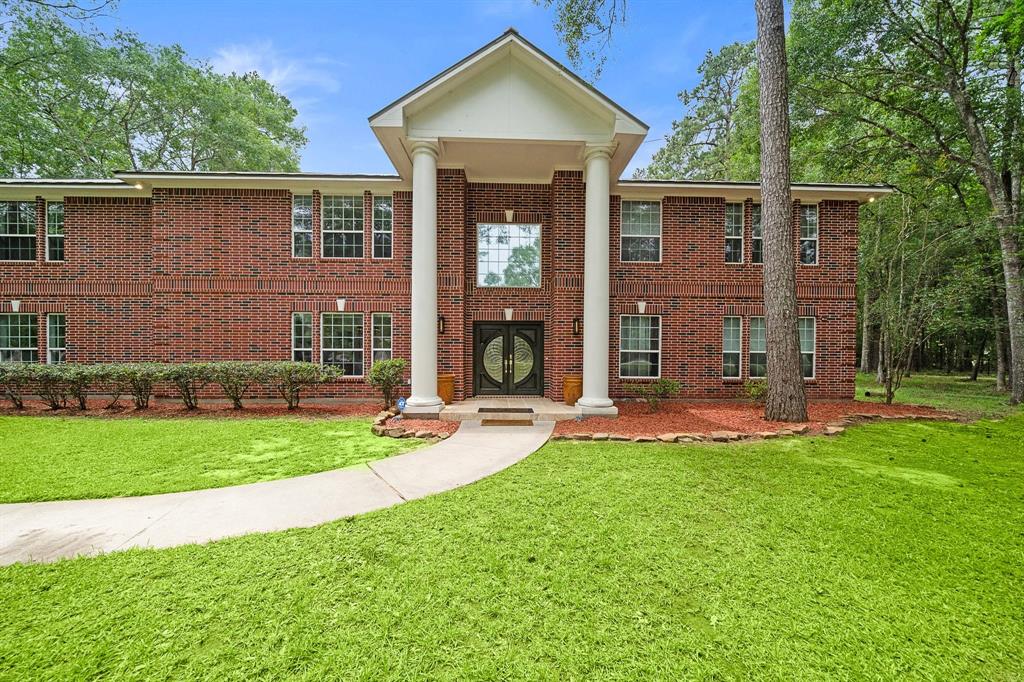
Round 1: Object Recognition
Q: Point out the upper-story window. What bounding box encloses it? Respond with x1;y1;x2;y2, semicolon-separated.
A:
322;195;363;258
291;195;313;258
725;203;744;263
47;313;66;364
800;204;819;265
477;223;540;287
372;196;393;259
1;201;36;261
46;202;65;262
751;204;763;264
620;200;661;262
0;313;38;363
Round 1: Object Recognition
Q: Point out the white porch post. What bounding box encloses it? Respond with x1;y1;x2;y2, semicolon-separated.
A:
578;143;616;413
405;139;443;413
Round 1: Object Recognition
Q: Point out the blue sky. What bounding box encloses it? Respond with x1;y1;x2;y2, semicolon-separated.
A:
97;0;759;178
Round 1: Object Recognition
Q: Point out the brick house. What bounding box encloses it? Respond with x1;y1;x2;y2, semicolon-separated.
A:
0;30;888;415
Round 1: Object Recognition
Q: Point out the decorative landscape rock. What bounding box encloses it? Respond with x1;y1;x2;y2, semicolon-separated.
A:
609;434;631;441
823;426;845;436
632;436;656;443
657;433;681;443
591;433;609;441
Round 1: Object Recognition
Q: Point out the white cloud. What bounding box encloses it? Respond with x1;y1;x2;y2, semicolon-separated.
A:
211;41;342;94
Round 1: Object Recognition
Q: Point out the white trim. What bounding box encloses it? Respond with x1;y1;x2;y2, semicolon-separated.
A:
0;312;39;363
45;201;64;263
725;202;744;265
618;314;661;379
0;200;37;263
619;198;662;264
475;222;543;288
291;311;313;362
799;316;817;380
371;195;393;260
799;204;820;267
723;315;742;379
46;312;66;364
291;195;313;259
320;194;364;260
371;312;393;362
320;311;365;377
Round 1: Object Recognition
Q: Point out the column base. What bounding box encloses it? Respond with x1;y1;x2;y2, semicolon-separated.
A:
577;396;614;409
580;404;618;418
402;397;443;419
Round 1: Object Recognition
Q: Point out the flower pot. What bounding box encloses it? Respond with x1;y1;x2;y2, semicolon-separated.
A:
563;375;582;406
437;374;455;405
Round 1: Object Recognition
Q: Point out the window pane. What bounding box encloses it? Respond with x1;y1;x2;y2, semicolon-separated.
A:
372;197;392;259
621;236;660;262
46;203;64;235
619;315;660;378
322;313;364;376
292;312;312;362
751;205;762;264
621;201;661;262
477;223;541;287
749;317;766;377
0;314;38;363
47;236;64;261
292;195;313;258
723;316;741;378
372;313;392;362
323;196;363;258
799;318;815;378
1;201;36;261
47;314;66;364
800;205;818;239
751;205;762;238
800;239;817;265
725;203;744;237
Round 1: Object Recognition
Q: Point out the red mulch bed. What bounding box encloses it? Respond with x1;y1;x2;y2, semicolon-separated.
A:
383;417;460;436
0;399;382;420
554;400;949;438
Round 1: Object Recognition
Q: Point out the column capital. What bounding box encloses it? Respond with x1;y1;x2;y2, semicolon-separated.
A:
583;142;616;163
409;139;440;160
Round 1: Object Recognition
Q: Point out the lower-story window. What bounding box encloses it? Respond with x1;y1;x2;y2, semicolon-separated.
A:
749;316;766;378
723;316;741;378
619;315;660;378
371;313;392;363
799;317;816;378
322;312;363;376
292;312;312;362
47;313;66;364
1;313;38;363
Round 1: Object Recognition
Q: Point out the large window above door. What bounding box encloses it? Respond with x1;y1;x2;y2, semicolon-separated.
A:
476;223;541;287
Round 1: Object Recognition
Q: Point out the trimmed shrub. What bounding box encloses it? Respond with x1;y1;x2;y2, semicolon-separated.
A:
63;364;96;410
0;363;31;409
162;362;214;410
744;379;767;403
87;364;126;409
623;378;682;413
29;364;69;410
263;361;343;410
210;361;264;409
109;363;163;409
368;358;407;410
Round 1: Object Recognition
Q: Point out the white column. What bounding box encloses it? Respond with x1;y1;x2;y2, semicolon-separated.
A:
406;140;443;413
578;144;616;412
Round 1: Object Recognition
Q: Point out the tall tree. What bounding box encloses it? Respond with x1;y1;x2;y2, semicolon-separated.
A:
756;0;808;421
533;0;626;80
640;41;756;180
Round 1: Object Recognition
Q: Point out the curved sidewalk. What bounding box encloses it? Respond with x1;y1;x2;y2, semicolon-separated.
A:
0;421;553;566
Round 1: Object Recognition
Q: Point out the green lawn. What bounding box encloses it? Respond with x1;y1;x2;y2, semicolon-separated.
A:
0;416;420;503
856;371;1020;418
2;415;1021;679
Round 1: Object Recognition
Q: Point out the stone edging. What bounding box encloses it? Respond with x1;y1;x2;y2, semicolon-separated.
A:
369;409;452;441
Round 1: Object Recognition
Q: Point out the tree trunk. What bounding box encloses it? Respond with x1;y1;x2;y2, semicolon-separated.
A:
859;291;872;373
756;0;807;422
970;334;986;381
993;286;1008;391
876;330;886;384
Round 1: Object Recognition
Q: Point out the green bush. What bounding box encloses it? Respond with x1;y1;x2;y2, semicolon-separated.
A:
28;364;69;410
263;361;343;410
162;362;214;410
87;364;126;409
210;361;264;409
0;363;31;409
368;358;407;410
108;363;163;409
63;364;96;410
744;379;767;403
623;378;682;413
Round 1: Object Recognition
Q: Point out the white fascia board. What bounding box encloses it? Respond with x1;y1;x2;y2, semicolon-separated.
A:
114;172;410;193
615;181;894;204
0;178;146;200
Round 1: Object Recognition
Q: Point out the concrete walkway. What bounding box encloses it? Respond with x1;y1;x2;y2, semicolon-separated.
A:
0;421;553;566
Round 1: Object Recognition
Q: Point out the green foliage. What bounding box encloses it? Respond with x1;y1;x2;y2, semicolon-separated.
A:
264;362;343;410
104;363;164;409
63;364;95;411
744;379;768;402
368;358;407;409
161;363;214;410
26;364;68;410
623;378;681;412
210;361;265;410
0;10;307;177
534;0;627;80
0;363;30;409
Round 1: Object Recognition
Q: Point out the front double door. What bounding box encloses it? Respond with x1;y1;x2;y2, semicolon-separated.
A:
473;323;544;396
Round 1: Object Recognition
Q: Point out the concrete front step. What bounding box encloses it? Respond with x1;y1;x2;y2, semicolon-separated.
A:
438;397;583;422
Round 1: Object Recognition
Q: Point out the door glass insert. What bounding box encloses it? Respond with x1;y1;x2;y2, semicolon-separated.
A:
483;335;505;383
512;335;533;383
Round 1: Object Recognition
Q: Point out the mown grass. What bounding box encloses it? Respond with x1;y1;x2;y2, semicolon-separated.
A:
2;415;1021;679
856;371;1020;418
0;416;420;503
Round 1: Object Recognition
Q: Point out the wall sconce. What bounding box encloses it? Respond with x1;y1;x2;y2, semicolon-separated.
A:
572;318;581;336
505;209;515;223
10;300;21;312
336;298;347;311
438;316;445;334
636;301;647;314
504;307;514;321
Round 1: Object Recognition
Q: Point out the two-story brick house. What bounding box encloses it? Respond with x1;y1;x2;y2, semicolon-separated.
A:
0;30;888;416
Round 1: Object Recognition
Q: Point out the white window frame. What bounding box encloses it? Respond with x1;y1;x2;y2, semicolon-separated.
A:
751;204;763;265
800;204;819;266
476;222;542;288
371;312;393;363
321;312;364;377
45;201;65;262
291;312;313;362
0;313;38;363
1;201;36;262
372;196;393;260
46;313;66;364
725;202;744;264
723;316;742;379
799;316;816;379
618;314;662;379
321;195;363;259
291;195;313;259
619;199;662;263
748;316;766;379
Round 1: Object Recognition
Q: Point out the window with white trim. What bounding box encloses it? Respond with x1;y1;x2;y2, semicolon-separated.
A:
725;203;744;263
1;201;36;261
749;316;766;378
47;313;66;364
371;313;392;363
0;314;38;363
322;195;363;258
372;196;393;259
477;223;541;287
800;205;818;265
799;317;816;378
619;315;660;378
751;204;763;264
723;316;741;378
291;195;313;258
322;312;363;376
291;312;312;362
46;202;65;262
620;200;661;262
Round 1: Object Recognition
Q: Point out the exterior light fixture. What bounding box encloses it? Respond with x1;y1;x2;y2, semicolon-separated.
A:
504;307;514;321
504;209;515;223
438;315;445;334
134;183;143;190
10;300;20;312
572;318;581;336
336;298;347;311
868;196;876;203
636;301;647;314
